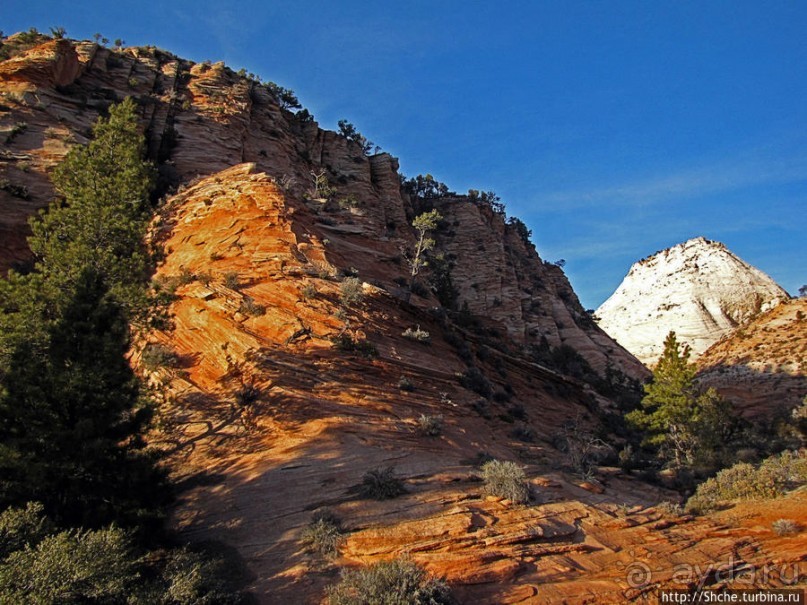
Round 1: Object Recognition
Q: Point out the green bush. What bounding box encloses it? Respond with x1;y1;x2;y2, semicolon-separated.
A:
4;121;28;144
772;519;800;536
417;414;443;437
655;501;684;517
327;558;451;605
141;342;180;371
238;296;265;317
157;547;242;605
759;449;807;485
340;277;364;307
301;511;343;559
459;366;492;398
402;326;431;343
223;271;240;290
0;525;138;603
360;467;406;500
336;120;374;155
686;450;807;514
481;460;529;504
401;174;450;199
398;375;414;391
337;196;361;210
0;502;243;604
0;502;53;559
686;463;776;514
0;178;30;199
510;423;536;443
333;334;377;358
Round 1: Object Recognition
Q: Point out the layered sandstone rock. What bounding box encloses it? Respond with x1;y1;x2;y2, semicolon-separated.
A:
0;36;645;381
9;35;802;605
596;237;790;366
697;298;807;419
151;167;804;603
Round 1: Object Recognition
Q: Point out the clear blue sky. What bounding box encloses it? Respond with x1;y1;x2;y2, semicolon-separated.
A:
4;1;806;308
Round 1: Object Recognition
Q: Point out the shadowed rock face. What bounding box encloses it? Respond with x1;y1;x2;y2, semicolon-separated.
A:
596;237;790;366
697;298;807;419
4;36;805;604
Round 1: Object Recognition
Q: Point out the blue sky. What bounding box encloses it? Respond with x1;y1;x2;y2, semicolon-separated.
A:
4;1;806;308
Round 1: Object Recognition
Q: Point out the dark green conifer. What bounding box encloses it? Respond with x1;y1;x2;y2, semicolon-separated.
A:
0;270;168;531
626;331;733;468
28;97;156;316
0;98;167;533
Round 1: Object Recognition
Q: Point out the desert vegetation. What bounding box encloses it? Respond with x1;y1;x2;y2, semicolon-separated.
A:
0;100;242;601
480;460;530;504
685;450;807;514
301;510;344;559
337;119;375;155
627;331;735;471
360;467;406;500
416;414;444;437
403;210;443;294
326;558;451;605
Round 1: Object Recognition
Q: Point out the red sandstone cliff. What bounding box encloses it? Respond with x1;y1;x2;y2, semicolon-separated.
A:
2;34;804;604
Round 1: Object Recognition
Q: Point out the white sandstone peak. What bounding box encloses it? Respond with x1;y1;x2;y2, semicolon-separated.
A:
595;237;790;366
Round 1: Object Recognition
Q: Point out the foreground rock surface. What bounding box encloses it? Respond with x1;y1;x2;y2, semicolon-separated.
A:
151;167;805;603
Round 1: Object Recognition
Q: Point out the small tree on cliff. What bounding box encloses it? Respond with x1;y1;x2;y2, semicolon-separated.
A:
337;119;374;155
404;209;442;292
0;99;167;532
28;97;155;317
626;331;734;469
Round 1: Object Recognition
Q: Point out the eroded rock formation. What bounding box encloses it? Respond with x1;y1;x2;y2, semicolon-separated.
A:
697;298;807;419
3;35;804;604
596;237;790;366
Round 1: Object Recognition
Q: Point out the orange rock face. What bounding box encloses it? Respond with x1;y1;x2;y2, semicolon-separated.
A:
3;35;804;605
0;38;80;92
0;37;645;380
697;298;807;419
148;165;805;603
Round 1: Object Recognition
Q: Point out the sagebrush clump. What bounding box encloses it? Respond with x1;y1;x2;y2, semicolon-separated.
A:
360;467;406;500
223;271;240;290
339;277;364;307
685;450;807;514
301;511;343;559
326;558;451;605
332;334;377;358
402;326;431;343
238;297;265;317
417;414;443;437
398;375;414;391
141;342;180;371
481;460;530;504
772;519;800;536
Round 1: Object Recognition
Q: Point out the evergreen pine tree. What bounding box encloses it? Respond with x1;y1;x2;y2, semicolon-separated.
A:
0;98;168;534
28;97;155;316
0;270;168;531
626;331;733;468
